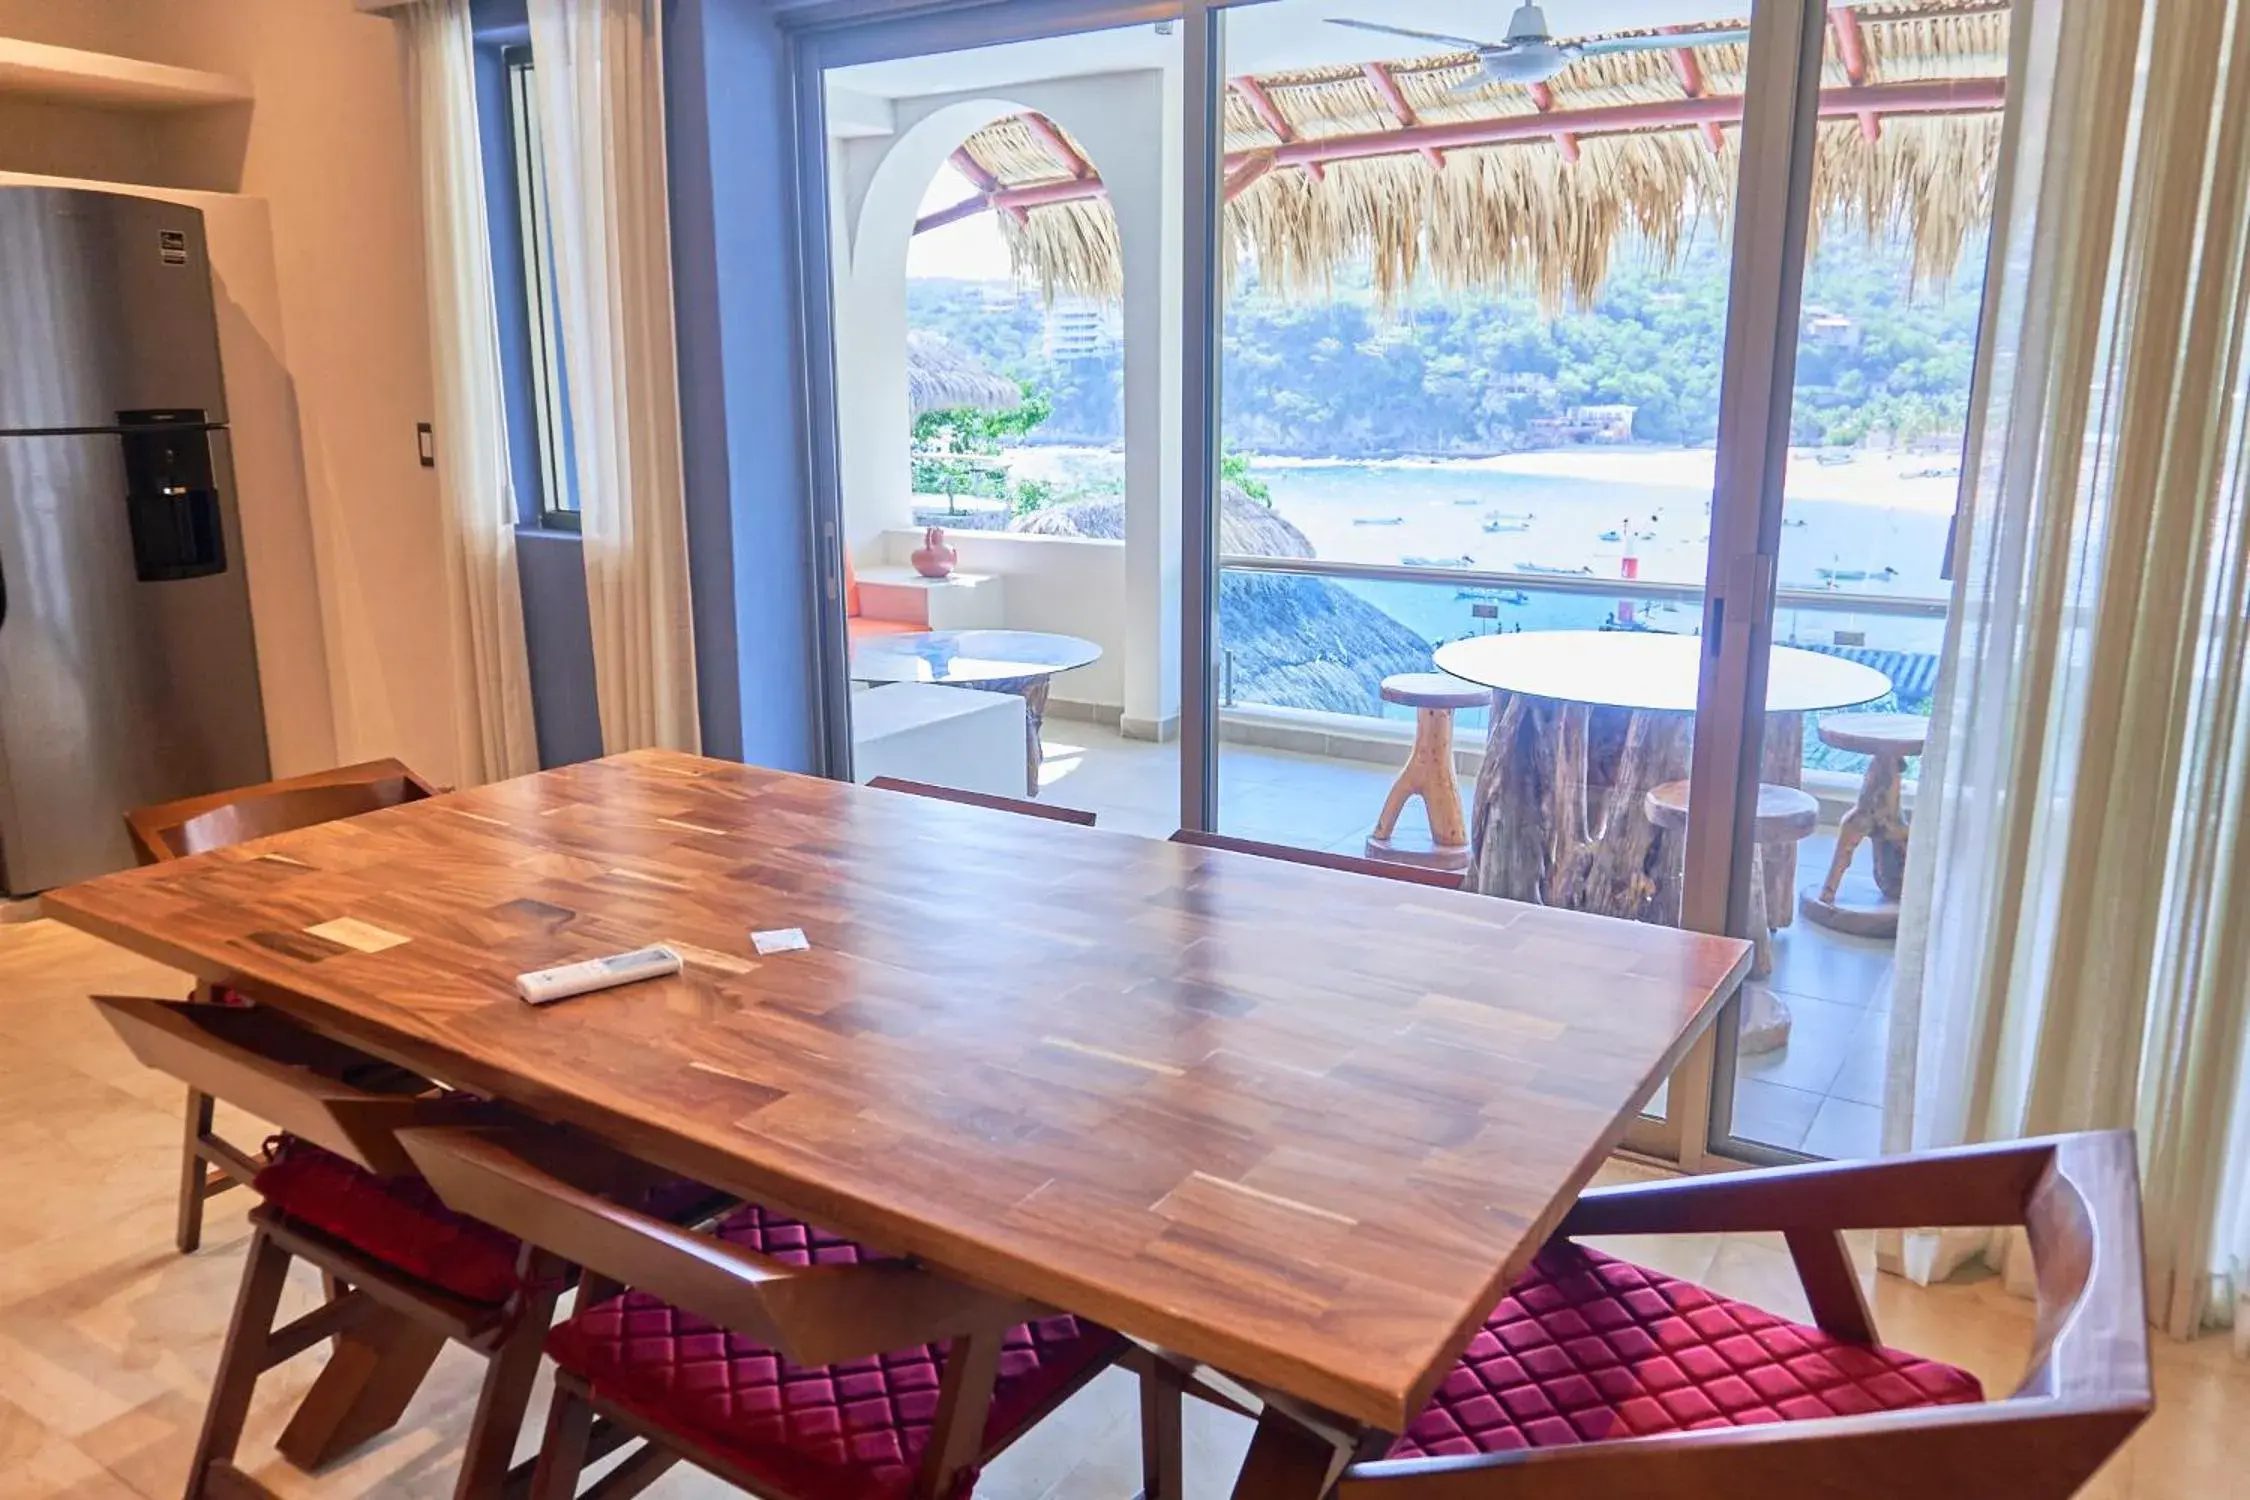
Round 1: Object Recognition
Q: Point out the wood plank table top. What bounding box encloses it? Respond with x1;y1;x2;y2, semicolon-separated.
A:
45;751;1751;1432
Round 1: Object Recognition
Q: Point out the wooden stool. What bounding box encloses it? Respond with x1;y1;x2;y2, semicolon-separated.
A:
1646;780;1821;1055
1801;713;1927;939
1368;673;1488;872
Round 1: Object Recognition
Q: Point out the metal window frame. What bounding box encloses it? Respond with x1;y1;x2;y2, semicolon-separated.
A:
784;0;1185;783
505;45;580;533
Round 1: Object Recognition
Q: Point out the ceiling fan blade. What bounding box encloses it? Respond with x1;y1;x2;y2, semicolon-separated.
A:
1578;26;1753;56
1325;18;1502;51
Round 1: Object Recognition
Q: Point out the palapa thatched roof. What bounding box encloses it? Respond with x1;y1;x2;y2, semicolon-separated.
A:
1012;482;1315;558
954;1;2007;307
906;330;1024;415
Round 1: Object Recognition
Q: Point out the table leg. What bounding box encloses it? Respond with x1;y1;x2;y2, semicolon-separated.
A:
1469;694;1692;922
1019;678;1053;798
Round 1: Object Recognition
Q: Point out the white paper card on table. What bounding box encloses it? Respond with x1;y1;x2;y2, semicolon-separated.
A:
752;928;811;956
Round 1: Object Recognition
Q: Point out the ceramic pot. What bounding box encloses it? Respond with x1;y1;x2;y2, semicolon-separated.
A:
911;526;958;580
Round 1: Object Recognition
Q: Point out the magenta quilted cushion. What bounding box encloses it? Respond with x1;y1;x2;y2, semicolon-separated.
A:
254;1137;525;1304
1389;1243;1984;1460
546;1204;1123;1500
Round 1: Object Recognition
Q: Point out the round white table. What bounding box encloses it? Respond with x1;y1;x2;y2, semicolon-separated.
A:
850;630;1103;797
1434;631;1891;923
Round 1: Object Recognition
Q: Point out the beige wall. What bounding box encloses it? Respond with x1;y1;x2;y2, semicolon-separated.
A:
0;0;463;786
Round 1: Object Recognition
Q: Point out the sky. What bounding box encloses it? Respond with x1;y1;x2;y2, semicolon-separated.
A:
907;163;1016;283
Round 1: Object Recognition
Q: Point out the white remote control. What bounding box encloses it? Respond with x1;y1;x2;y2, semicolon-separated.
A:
516;946;683;1006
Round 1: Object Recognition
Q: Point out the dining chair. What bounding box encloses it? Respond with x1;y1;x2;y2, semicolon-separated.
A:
96;994;730;1500
1169;829;1467;890
1160;1133;2152;1499
125;757;444;1255
870;774;1097;826
399;1124;1144;1500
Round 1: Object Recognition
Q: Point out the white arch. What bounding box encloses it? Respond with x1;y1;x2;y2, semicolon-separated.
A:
830;68;1180;735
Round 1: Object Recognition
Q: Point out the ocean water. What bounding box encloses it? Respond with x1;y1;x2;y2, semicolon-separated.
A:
1254;458;1946;650
1009;446;1953;662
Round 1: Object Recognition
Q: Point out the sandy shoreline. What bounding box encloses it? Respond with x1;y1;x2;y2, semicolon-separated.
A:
1016;443;1966;516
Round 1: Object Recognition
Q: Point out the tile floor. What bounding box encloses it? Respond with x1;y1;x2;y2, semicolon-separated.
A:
0;917;2242;1499
1039;722;1892;1159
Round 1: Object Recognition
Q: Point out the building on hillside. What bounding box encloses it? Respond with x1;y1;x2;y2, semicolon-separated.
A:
1044;302;1119;361
1528;403;1638;445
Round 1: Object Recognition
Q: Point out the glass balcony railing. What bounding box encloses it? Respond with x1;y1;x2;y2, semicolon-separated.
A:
1215;557;1947;778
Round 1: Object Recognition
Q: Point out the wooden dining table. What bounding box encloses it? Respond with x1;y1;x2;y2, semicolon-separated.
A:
45;750;1750;1493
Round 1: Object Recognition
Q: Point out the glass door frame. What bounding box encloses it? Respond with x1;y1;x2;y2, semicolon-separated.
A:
1174;0;1836;1166
783;0;1187;781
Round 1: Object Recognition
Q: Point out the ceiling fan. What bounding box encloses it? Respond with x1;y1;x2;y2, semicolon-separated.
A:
1329;3;1753;90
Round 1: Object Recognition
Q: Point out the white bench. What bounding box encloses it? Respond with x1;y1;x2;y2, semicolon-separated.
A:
849;683;1027;799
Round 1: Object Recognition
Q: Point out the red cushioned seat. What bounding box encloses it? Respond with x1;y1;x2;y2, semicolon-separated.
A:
1388;1243;1985;1460
255;1137;526;1304
546;1203;1124;1500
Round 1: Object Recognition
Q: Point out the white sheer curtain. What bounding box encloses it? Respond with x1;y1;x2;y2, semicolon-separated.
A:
402;0;541;785
1888;0;2250;1346
525;0;701;754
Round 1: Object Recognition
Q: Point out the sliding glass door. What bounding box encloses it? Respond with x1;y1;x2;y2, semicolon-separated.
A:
790;0;2012;1166
794;5;1184;818
1177;0;1843;1160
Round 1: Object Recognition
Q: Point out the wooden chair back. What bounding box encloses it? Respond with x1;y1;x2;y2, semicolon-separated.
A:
1336;1132;2152;1499
397;1125;1033;1368
127;758;442;863
92;995;458;1176
868;775;1096;827
1169;829;1467;890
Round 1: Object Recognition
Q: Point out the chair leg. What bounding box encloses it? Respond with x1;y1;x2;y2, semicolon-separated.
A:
178;1087;216;1255
186;1227;292;1499
1138;1358;1185;1500
528;1384;597;1500
454;1283;563;1500
916;1330;1004;1500
274;1307;446;1470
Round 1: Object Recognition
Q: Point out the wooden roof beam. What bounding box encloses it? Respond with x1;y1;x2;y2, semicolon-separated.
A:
1831;6;1883;142
1363;61;1446;170
1021;112;1091;180
946;146;1025;226
1224;151;1278;203
1261;77;2004;170
913;79;2007;233
1234;75;1322;181
1529;81;1581;164
1660;27;1727;155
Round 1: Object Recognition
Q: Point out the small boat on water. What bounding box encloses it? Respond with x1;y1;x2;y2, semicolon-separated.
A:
1599;529;1625;543
1519;562;1595;576
1456;588;1532;605
1403;555;1475;570
1783;516;1809;529
1489;510;1536;522
1354;516;1406;527
1817;565;1901;584
1483;518;1533;534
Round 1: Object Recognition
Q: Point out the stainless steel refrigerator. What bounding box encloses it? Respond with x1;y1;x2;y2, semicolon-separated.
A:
0;187;270;895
